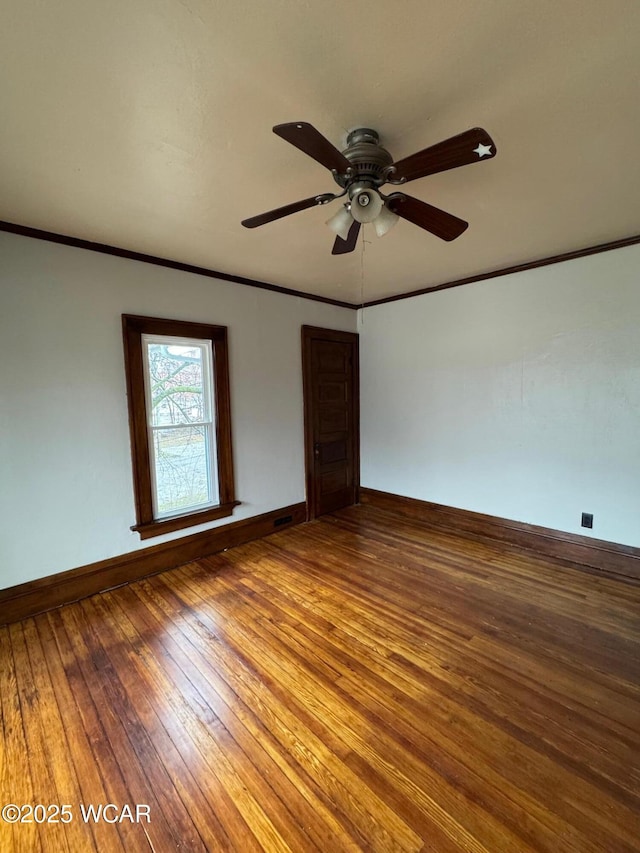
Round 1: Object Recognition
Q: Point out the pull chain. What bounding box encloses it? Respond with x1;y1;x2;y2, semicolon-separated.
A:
359;227;370;327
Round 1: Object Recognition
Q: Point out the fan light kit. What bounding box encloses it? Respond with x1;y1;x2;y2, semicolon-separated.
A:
242;123;496;255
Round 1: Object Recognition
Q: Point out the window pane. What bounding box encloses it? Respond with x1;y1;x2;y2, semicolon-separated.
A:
152;425;219;515
146;343;209;426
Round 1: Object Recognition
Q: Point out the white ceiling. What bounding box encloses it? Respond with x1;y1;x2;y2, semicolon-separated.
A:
1;0;639;303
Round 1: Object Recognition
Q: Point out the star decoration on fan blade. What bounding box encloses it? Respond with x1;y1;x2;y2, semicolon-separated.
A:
473;143;493;158
241;123;497;254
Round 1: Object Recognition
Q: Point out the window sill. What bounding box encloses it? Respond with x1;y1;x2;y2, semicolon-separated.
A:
131;501;241;540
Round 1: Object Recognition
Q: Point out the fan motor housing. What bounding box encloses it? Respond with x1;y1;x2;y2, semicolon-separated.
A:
334;128;393;188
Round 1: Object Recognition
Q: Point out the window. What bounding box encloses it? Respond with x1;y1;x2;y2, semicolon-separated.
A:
123;315;237;539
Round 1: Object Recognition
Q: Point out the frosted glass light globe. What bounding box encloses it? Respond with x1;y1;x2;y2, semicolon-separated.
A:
350;188;383;224
325;205;354;241
374;204;399;237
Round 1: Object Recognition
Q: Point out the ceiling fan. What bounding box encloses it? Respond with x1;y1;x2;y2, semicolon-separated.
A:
241;123;496;254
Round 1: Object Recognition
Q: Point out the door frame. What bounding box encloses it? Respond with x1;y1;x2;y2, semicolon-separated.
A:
301;325;360;520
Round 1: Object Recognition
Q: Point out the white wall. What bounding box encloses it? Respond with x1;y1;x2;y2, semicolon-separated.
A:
3;232;637;592
360;243;640;547
0;232;356;589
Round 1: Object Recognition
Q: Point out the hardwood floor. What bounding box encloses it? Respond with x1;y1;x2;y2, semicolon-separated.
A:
1;503;639;852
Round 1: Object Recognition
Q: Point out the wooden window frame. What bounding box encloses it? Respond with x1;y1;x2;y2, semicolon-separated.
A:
122;315;238;539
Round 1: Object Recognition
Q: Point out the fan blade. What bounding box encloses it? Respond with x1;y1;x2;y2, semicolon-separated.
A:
389;128;496;183
242;194;334;228
332;219;361;254
386;194;468;241
273;122;352;174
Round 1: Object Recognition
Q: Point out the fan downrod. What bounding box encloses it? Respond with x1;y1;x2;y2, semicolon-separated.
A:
345;128;380;147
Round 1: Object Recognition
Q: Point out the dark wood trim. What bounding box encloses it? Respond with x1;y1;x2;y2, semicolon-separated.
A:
0;219;355;309
302;326;360;520
122;315;152;523
0;503;307;625
213;326;236;507
302;328;313;520
3;220;639;310
132;500;241;539
362;233;640;308
360;488;640;581
122;315;237;538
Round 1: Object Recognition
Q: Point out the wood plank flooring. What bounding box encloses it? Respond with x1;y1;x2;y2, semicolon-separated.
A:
1;503;639;852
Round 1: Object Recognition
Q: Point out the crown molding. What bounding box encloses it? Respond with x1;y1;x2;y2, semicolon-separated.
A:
3;219;639;311
0;220;356;309
361;233;640;308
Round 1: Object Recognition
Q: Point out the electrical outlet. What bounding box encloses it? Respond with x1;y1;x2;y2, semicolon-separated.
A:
581;512;593;529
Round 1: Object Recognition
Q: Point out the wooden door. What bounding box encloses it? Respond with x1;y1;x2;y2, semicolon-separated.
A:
302;326;359;519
